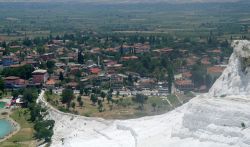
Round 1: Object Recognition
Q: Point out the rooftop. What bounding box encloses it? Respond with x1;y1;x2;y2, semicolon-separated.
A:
4;76;20;80
32;69;47;74
175;79;193;86
207;66;225;74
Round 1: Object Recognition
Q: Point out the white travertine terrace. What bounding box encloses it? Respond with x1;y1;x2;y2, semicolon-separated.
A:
209;40;250;97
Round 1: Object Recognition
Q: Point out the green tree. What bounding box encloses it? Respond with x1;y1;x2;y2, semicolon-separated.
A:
0;77;4;93
61;89;74;108
23;38;32;46
152;103;157;112
191;64;206;87
34;120;55;142
23;88;38;103
127;74;133;86
167;64;174;94
59;72;64;81
79;89;84;95
37;46;45;55
116;91;120;97
132;94;148;110
98;99;104;112
79;100;84;108
1;64;34;80
90;94;98;105
47;61;55;74
29;103;44;121
78;50;84;64
101;91;106;101
71;102;76;109
12;90;19;98
107;93;112;104
46;60;55;69
84;88;89;96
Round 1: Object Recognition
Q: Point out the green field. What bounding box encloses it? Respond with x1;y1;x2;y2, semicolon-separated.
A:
0;2;249;40
0;109;36;147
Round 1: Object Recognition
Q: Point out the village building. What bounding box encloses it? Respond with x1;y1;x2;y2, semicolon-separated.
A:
105;48;118;53
109;74;126;90
175;79;194;92
135;78;156;90
153;48;173;56
4;76;27;88
32;69;49;84
134;43;150;54
182;71;192;79
45;79;56;88
207;66;226;81
89;67;101;75
2;56;14;67
121;56;138;62
41;53;54;61
120;45;134;54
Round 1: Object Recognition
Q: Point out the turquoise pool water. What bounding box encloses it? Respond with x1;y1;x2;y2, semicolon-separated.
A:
0;102;6;108
0;119;14;139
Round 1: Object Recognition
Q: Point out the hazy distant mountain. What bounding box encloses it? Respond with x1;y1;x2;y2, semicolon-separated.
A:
0;0;240;3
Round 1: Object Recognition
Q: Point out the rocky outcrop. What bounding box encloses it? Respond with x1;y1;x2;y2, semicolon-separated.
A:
209;40;250;97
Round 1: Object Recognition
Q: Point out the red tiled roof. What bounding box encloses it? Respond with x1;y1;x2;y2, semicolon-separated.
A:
208;49;221;54
16;79;27;85
207;66;225;74
175;80;193;86
46;79;56;85
106;48;118;52
182;72;192;78
10;64;26;68
90;68;101;74
153;48;173;53
4;76;20;80
122;56;138;61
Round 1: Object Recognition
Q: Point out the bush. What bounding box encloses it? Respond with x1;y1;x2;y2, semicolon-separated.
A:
117;98;132;108
241;122;246;129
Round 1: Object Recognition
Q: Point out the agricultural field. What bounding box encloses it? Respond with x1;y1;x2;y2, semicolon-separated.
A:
0;1;249;40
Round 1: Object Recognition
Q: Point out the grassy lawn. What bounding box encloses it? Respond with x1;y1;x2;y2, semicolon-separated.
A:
45;91;171;119
167;95;181;107
0;109;36;147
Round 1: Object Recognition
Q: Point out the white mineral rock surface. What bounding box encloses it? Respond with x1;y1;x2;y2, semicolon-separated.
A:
209;40;250;97
41;40;250;147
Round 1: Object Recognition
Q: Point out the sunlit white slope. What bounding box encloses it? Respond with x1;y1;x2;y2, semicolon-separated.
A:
47;40;250;147
209;40;250;97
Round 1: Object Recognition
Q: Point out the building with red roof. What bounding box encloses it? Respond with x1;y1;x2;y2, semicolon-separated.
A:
121;56;138;61
89;67;101;74
175;79;194;91
207;66;225;81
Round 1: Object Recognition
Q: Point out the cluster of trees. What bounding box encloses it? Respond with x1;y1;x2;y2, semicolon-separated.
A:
61;88;75;109
46;60;55;74
89;89;107;112
16;88;55;143
1;64;34;80
61;87;106;112
122;54;173;79
0;76;5;98
190;64;215;88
